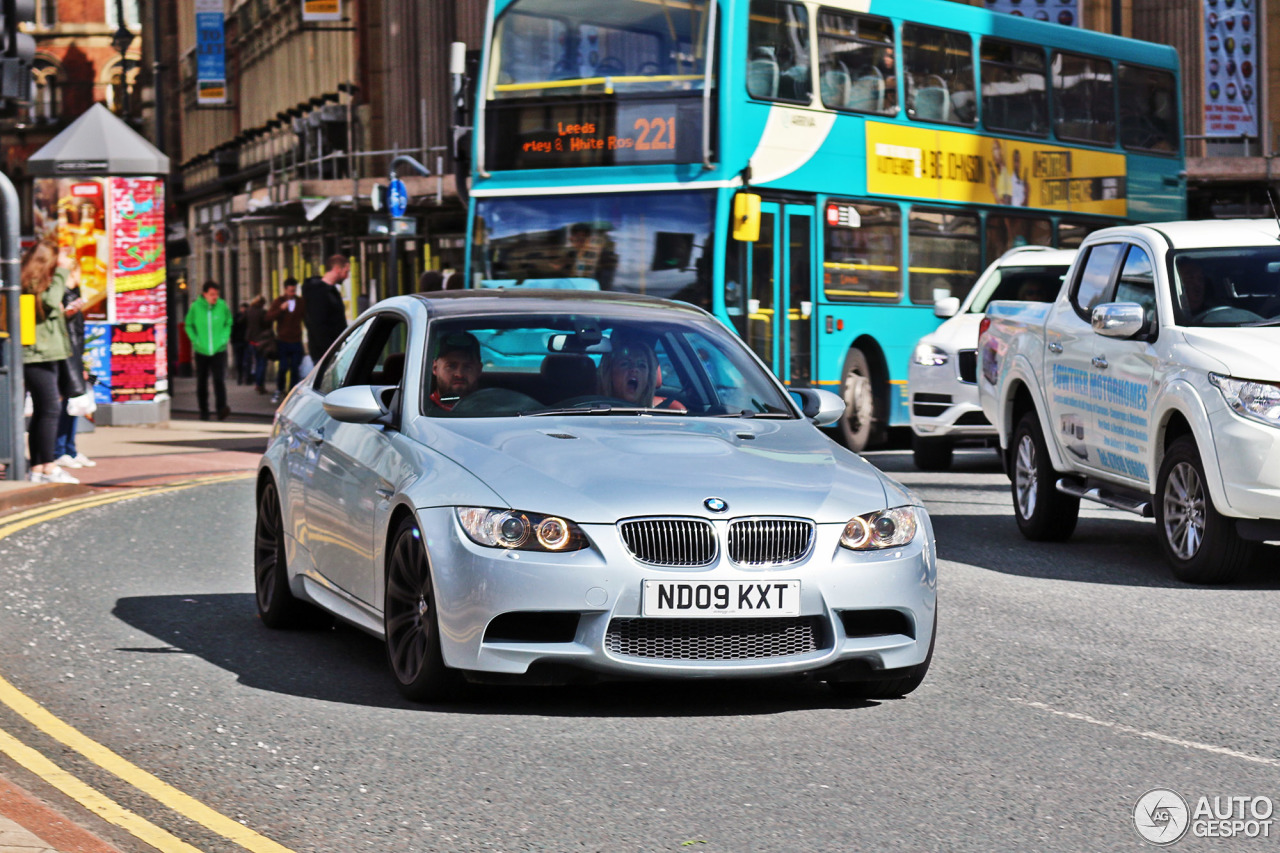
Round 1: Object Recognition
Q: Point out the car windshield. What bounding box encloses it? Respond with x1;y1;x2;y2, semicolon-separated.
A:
966;264;1070;313
1171;247;1280;327
421;312;794;418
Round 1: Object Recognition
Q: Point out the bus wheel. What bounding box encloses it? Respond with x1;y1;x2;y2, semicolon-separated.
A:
838;348;877;452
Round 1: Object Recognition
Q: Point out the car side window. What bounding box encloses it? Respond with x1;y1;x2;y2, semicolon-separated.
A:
344;316;409;388
313;319;374;395
1071;242;1123;321
1115;245;1158;326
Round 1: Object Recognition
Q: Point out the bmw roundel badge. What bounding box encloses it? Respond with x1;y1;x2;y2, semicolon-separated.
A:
704;497;729;513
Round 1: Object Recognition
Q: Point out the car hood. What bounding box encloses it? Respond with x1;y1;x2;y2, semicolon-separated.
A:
413;417;892;524
1182;328;1280;380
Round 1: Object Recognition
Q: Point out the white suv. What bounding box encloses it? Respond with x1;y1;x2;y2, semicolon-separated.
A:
907;246;1076;470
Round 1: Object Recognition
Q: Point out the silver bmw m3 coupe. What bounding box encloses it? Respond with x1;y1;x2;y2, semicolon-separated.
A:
255;290;936;701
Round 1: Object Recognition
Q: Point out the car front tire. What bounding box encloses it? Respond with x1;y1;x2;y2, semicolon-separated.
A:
255;478;304;628
1011;412;1079;541
384;516;462;702
1155;437;1254;584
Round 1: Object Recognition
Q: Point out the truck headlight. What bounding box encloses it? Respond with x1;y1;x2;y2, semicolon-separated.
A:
456;508;589;552
840;507;920;550
1209;373;1280;427
912;344;950;367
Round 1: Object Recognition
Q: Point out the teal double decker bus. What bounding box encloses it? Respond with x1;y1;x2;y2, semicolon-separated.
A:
465;0;1184;449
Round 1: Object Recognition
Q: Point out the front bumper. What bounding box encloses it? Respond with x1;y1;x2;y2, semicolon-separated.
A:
420;507;937;680
908;357;995;440
1207;408;1280;521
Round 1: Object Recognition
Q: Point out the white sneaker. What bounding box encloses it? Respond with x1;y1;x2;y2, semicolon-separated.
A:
72;453;96;468
44;466;80;485
28;470;48;483
54;454;82;468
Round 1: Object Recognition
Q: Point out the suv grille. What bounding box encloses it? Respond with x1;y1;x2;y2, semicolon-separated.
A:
619;518;716;566
957;349;978;384
727;518;814;566
606;617;824;660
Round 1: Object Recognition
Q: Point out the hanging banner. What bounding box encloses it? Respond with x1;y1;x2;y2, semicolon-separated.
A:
110;177;167;323
195;0;227;106
302;0;342;22
983;0;1079;27
1203;0;1258;138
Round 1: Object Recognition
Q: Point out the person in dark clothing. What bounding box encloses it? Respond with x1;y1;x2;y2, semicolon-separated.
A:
266;277;306;402
21;239;77;483
54;264;94;469
245;294;273;394
230;302;250;384
302;254;350;362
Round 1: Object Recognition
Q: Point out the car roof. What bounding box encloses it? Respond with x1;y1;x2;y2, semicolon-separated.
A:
995;246;1078;268
1097;219;1280;250
405;288;714;321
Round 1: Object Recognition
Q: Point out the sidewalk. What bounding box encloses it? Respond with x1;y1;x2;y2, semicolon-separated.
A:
0;374;276;852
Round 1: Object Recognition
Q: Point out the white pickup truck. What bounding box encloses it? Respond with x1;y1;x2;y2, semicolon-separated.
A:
978;220;1280;584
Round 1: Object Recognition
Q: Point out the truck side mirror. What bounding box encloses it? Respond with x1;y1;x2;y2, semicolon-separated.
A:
1091;302;1147;339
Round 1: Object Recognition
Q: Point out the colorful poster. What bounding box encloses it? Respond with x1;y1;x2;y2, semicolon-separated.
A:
110;323;159;401
302;0;341;22
84;322;114;404
983;0;1079;26
1203;0;1258;138
866;122;1127;217
110;178;166;323
195;0;227;106
32;177;110;320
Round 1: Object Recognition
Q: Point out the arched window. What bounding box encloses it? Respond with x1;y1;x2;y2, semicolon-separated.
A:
101;55;140;114
31;57;61;123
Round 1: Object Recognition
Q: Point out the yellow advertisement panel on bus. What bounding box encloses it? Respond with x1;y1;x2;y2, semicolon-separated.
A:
865;122;1127;217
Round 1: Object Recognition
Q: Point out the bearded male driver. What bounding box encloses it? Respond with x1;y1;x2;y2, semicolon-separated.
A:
429;332;483;410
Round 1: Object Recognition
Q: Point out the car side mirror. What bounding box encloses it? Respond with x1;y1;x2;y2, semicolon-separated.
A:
322;384;388;423
934;296;960;319
790;387;845;427
1091;302;1147;339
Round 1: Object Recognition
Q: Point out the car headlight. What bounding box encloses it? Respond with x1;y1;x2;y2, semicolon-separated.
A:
1209;373;1280;428
840;506;919;550
456;507;589;552
912;343;950;367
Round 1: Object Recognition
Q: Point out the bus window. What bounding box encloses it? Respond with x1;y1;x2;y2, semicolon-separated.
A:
981;39;1048;136
748;0;812;103
1058;220;1105;248
1119;64;1178;154
986;216;1052;262
908;208;980;305
902;24;975;125
1053;52;1116;145
823;201;900;303
816;10;896;116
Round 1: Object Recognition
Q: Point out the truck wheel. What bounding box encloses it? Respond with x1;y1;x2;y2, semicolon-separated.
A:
838;348;877;452
1155;437;1255;584
1011;412;1078;541
912;435;953;471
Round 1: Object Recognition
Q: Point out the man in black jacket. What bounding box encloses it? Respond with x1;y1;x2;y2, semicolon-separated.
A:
302;254;351;362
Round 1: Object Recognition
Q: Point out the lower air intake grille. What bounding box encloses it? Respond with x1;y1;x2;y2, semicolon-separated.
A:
605;617;823;660
619;518;716;566
957;349;978;384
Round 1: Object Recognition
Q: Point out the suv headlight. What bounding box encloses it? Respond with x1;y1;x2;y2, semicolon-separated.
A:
1209;373;1280;427
840;506;920;550
456;508;589;552
912;344;950;367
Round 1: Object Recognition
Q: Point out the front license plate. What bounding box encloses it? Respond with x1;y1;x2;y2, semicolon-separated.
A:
642;580;801;617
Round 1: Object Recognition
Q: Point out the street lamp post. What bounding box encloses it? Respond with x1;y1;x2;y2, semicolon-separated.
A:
111;0;133;118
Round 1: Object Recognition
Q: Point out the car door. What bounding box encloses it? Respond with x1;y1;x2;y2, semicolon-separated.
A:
1090;242;1159;486
1044;241;1124;474
301;315;391;605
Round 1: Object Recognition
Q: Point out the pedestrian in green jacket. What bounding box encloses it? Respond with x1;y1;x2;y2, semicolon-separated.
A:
20;239;77;483
183;281;233;420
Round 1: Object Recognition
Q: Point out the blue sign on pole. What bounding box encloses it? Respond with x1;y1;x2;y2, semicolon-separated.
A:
388;179;408;218
195;0;226;105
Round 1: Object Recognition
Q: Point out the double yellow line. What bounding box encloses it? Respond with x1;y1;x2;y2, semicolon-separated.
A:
0;473;297;853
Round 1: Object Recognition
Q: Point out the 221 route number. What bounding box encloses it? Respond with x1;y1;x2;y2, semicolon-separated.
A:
642;580;800;617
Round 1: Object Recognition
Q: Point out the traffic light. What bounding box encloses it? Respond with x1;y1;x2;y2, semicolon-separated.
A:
1;0;36;103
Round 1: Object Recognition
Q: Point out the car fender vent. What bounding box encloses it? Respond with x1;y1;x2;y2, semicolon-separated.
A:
543;432;578;440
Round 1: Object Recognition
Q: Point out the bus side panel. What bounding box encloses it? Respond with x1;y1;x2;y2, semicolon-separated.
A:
1125;155;1187;222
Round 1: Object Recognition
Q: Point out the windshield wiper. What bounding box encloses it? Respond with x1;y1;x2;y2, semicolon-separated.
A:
520;405;688;417
1241;318;1280;327
713;410;792;419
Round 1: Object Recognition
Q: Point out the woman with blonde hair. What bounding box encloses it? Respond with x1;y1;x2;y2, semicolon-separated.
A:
20;239;77;483
597;329;685;410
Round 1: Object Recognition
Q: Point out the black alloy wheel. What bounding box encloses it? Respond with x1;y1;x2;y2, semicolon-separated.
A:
384;517;462;702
